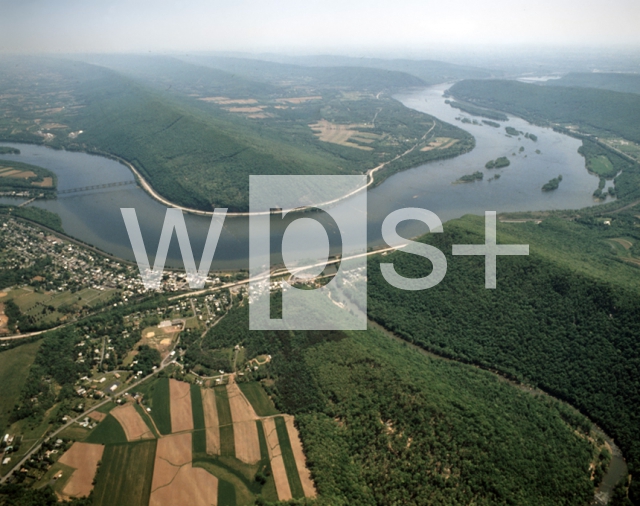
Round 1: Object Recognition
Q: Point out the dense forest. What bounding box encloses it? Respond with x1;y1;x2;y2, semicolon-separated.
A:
450;79;640;144
367;213;640;503
183;54;494;87
541;174;562;191
444;100;508;121
0;56;475;212
548;72;640;96
0;205;63;233
198;301;598;505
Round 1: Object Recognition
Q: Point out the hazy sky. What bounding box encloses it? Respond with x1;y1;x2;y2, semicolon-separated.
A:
1;0;639;55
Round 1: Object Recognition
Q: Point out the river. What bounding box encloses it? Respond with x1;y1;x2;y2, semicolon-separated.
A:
0;83;608;269
0;83;627;499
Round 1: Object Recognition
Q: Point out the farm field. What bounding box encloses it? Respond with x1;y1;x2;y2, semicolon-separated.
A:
201;388;220;455
169;378;194;433
262;417;292;501
587;154;615;176
226;382;260;464
93;440;157;506
148;377;172;435
167;380;314;505
274;416;305;499
191;384;207;454
214;385;235;457
56;442;104;500
237;382;279;417
0;340;41;431
110;403;155;441
0;160;57;191
283;415;316;498
84;414;128;445
149;432;219;506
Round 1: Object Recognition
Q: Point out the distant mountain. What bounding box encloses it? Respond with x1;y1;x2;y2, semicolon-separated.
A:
547;72;640;95
252;53;497;83
179;54;428;91
76;54;281;98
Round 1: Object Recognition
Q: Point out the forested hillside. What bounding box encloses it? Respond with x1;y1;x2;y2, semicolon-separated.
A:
450;79;640;143
367;211;640;503
548;72;640;95
235;54;497;84
201;304;597;506
0;56;474;211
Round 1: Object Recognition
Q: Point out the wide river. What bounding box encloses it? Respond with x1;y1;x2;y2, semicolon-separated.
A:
0;83;608;269
0;83;628;499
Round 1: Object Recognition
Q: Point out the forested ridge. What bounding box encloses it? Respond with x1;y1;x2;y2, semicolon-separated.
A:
450;79;640;144
548;72;640;96
0;56;475;212
367;213;640;503
201;302;598;505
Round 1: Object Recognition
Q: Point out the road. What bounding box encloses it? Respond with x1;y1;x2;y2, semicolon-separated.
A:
110;122;436;217
167;243;407;302
0;357;177;484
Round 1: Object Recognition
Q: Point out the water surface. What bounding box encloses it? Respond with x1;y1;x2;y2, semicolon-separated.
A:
0;83;607;269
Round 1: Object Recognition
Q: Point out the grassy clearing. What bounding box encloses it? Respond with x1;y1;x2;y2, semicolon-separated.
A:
149;377;171;435
96;402;117;414
191;384;207;454
6;286;118;327
588;155;615;176
274;416;304;499
0;341;41;431
420;136;458;151
238;382;279;417
308;120;378;151
93;440;157;506
84;414;128;445
39;461;76;495
57;425;90;441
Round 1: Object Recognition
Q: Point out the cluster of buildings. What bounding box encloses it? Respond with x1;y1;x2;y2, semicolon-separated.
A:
0;217;231;297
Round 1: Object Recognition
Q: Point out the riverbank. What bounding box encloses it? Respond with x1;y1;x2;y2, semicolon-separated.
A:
367;318;628;505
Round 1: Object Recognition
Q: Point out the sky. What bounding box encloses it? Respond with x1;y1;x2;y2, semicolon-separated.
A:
1;0;639;55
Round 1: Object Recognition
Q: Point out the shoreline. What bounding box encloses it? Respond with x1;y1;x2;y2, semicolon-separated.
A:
102;121;437;217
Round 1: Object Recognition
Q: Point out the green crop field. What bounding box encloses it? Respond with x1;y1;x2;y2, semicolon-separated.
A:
237;382;279;416
93;440;157;506
274;416;305;499
193;459;251;506
149;377;171;435
0;341;41;431
218;478;237;506
214;386;233;426
213;386;235;456
85;414;128;445
191;384;207;454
